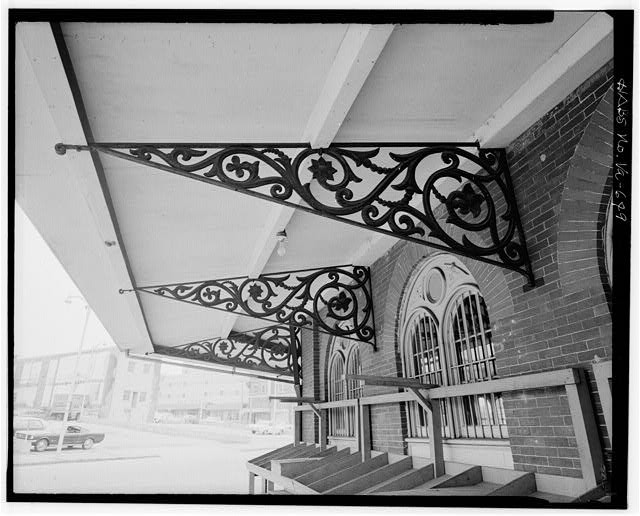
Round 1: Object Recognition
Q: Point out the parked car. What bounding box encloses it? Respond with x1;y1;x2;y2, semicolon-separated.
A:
13;417;47;437
248;423;271;434
263;424;292;435
13;423;105;452
153;412;181;424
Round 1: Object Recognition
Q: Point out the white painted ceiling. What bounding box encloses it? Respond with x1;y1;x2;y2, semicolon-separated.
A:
15;15;613;355
337;13;593;141
62;23;349;142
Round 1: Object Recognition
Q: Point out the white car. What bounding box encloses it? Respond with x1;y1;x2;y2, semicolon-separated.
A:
249;423;271;434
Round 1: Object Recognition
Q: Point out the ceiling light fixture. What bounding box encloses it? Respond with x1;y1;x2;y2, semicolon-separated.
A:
276;230;288;257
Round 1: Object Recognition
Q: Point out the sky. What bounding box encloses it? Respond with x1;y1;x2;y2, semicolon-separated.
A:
14;203;116;358
13;203;240;382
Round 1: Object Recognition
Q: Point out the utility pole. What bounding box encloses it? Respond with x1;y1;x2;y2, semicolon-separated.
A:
56;296;91;454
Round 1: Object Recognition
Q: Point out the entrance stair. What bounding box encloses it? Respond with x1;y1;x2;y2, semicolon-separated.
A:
247;443;599;502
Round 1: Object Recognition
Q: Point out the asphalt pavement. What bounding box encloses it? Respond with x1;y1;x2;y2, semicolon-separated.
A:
12;421;291;494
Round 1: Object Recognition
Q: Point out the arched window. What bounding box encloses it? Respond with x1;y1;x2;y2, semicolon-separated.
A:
328;351;345;402
327;338;362;438
400;255;508;440
345;346;364;399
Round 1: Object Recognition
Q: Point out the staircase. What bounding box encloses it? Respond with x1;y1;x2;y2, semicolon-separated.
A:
247;443;598;501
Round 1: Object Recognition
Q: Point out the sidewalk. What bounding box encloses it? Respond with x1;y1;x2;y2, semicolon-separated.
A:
14;447;160;467
105;420;254;444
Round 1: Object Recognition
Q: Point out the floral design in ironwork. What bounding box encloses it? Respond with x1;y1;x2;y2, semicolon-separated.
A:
202;287;220;301
447;183;485;218
308;157;337;182
330;291;352;313
226;155;259;178
248;283;264;300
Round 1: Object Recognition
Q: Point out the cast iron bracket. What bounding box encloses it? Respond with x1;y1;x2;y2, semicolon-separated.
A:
153;324;301;378
56;141;535;287
121;264;376;348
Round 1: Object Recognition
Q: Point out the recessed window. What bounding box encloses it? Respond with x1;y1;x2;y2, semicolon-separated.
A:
327;338;363;438
123;390;131;401
128;362;136;373
401;255;508;440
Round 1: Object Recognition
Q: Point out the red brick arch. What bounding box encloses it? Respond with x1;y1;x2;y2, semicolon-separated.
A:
556;86;614;297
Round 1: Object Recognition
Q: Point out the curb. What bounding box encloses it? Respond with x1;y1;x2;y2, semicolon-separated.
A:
14;454;161;467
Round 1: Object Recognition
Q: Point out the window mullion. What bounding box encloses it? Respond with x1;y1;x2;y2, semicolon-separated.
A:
459;292;478;384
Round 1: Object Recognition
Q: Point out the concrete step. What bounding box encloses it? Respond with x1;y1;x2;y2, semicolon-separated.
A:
362;463;435;494
435;464;482;487
374;473;453;495
256;443;317;469
281;447;351;479
419;481;503;496
249;442;294;465
325;457;414;495
528;491;575;503
372;461;537;498
272;446;341;477
294;451;361;485
309;453;389;493
487;471;536;497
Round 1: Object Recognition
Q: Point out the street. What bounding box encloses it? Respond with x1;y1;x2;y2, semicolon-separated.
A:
12;422;291;494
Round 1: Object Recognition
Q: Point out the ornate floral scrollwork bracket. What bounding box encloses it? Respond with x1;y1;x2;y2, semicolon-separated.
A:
153;324;301;377
121;265;376;348
57;141;535;287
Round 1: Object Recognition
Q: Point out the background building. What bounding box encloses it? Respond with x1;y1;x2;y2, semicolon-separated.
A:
245;379;294;426
156;367;246;421
14;347;118;418
13;348;160;423
107;355;161;423
155;367;295;425
15;348;296;427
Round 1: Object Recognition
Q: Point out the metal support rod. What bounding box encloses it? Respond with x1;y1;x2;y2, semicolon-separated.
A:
127;350;295;384
56;141;536;287
294;411;302;447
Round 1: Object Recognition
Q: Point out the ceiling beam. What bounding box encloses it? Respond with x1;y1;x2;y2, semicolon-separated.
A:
16;23;153;353
302;24;395;148
474;12;613;147
222;24;394;337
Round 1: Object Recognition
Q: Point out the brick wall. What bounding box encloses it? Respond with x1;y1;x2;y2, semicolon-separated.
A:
300;326;320;444
495;60;614;477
